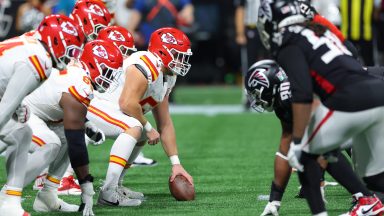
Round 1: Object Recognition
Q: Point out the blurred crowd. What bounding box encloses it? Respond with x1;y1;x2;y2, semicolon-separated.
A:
1;0;384;84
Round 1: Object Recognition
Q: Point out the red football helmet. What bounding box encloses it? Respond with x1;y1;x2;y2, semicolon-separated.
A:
70;0;111;40
97;26;136;58
80;39;123;93
37;14;85;70
148;27;192;76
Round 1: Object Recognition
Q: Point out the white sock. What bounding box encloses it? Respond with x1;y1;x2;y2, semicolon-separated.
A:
313;212;328;216
42;174;60;192
3;186;22;204
104;133;137;190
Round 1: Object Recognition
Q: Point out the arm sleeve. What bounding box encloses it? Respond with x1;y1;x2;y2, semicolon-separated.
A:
0;61;40;130
277;45;313;103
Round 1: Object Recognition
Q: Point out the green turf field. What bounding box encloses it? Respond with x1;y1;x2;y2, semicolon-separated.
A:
0;113;352;216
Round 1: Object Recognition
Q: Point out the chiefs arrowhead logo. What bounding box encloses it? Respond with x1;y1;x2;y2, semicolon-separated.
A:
248;69;270;88
61;21;78;36
92;45;108;59
161;33;177;45
88;4;104;16
108;31;125;42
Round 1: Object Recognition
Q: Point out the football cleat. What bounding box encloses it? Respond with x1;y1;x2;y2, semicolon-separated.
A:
33;190;79;212
132;152;158;167
33;173;47;191
58;175;81;196
118;185;144;200
261;201;281;216
340;193;384;216
0;201;30;216
98;186;142;207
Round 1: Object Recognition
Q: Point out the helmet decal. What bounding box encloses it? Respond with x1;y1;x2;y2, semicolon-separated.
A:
248;69;270;88
161;33;177;45
93;45;108;59
61;21;78;36
108;31;125;42
88;4;104;16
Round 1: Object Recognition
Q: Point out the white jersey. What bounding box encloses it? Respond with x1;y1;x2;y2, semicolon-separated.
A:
97;51;176;114
24;63;93;122
0;32;52;98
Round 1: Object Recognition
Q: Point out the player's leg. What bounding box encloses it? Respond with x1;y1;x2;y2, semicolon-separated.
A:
117;141;147;200
261;140;291;215
33;123;79;212
87;100;142;206
0;120;32;216
23;114;61;186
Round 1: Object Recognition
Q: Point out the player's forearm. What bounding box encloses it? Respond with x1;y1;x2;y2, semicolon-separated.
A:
160;121;178;157
292;103;312;143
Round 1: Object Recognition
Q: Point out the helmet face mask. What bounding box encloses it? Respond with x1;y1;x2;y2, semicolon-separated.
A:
94;63;122;93
79;40;123;93
37;14;85;70
168;48;192;76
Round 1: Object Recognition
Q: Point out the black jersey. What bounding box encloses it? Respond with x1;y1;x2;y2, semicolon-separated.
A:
273;81;293;124
276;25;384;112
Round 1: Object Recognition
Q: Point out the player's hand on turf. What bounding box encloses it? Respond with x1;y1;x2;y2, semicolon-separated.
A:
287;142;304;172
85;121;105;146
146;128;160;145
261;201;280;216
80;182;95;216
170;164;194;185
12;103;30;123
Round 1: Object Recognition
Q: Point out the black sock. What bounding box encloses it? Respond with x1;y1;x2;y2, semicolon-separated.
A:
363;171;384;192
298;152;325;214
269;181;285;202
326;151;372;196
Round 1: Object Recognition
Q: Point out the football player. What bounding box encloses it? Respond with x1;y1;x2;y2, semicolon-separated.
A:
0;14;84;216
85;27;194;207
245;60;384;216
70;0;112;41
87;25;143;204
20;39;123;215
258;0;384;215
29;0;113;195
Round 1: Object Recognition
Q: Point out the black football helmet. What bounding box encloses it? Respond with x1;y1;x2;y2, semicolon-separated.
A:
244;59;289;112
257;0;306;51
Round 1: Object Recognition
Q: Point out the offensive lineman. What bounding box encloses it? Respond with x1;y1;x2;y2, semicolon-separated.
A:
21;39;123;215
0;14;84;216
85;27;194;206
258;0;384;215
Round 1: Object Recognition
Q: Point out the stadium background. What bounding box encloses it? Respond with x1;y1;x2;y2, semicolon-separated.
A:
0;0;375;215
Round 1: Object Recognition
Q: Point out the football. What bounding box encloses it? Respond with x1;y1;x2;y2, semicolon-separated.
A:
169;175;195;201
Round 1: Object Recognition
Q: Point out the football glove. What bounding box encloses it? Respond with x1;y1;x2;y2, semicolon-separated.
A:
12;103;30;123
85;121;105;146
261;201;281;216
287;142;304;172
80;182;95;216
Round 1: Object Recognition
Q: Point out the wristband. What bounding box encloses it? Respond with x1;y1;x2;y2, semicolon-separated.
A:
144;121;152;132
169;155;181;165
